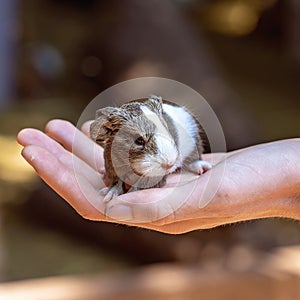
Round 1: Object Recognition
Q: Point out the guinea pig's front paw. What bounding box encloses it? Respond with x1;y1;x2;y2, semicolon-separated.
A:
100;182;123;203
188;160;212;175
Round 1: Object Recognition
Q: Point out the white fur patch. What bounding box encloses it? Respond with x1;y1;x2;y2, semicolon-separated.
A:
141;105;179;167
162;103;196;161
154;134;178;165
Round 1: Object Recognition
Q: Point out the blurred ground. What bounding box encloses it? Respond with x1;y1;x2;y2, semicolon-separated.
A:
0;0;300;285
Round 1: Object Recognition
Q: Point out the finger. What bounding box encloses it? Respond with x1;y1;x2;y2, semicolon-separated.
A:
17;128;102;189
104;187;226;233
21;145;106;220
18;128;68;153
104;183;197;224
45;119;105;173
81;120;93;137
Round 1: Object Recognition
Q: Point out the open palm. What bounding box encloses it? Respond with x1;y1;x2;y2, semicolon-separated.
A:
17;119;300;234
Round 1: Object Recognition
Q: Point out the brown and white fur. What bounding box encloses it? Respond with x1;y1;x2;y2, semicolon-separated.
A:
90;95;212;202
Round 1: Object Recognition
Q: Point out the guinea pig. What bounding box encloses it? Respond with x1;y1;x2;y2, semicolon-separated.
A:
90;95;212;202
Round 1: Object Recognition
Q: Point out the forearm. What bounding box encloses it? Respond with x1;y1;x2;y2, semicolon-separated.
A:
194;138;300;227
275;138;300;220
277;172;300;221
236;139;300;222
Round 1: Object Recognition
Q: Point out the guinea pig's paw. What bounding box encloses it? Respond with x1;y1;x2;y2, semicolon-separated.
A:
101;185;122;203
189;160;212;175
99;187;110;196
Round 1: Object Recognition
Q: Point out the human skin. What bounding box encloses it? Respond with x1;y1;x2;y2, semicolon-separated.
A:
17;119;300;234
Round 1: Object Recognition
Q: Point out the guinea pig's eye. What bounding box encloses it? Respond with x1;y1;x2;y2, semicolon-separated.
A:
135;136;146;147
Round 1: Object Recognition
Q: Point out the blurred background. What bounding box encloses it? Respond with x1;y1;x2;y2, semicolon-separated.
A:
0;0;300;298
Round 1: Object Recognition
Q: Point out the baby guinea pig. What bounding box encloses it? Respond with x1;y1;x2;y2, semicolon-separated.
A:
90;95;212;202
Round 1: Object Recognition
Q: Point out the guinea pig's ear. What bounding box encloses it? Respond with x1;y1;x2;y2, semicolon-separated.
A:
147;95;163;114
95;107;119;119
90;107;126;144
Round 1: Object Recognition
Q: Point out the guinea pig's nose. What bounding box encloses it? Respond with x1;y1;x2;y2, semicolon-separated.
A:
161;162;174;170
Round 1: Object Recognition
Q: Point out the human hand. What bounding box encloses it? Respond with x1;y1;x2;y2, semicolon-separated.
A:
17;120;300;234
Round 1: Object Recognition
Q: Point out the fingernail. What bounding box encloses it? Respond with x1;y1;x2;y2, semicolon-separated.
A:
106;205;133;221
21;147;36;162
